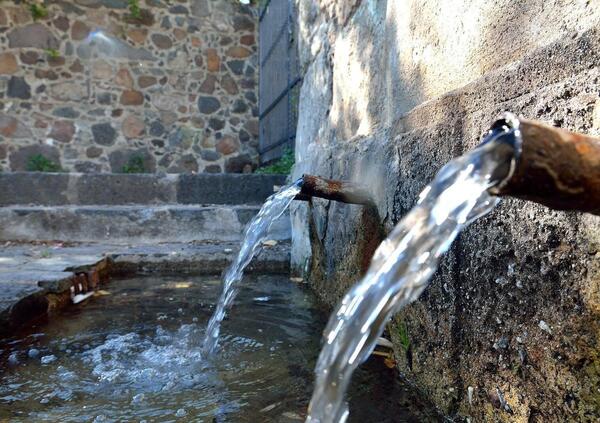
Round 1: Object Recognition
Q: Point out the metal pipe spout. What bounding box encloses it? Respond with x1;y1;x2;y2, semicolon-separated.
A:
489;114;600;215
295;174;374;206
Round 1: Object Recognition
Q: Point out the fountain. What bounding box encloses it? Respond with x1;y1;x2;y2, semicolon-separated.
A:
304;112;600;422
203;174;375;355
304;115;519;422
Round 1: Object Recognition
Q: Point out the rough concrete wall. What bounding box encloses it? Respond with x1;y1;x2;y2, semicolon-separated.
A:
293;0;600;420
0;0;259;174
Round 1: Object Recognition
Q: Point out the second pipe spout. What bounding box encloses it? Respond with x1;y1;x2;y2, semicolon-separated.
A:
296;174;374;206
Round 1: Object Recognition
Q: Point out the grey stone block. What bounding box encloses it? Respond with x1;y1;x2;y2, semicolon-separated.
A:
76;174;177;205
0;205;291;244
0;172;69;206
177;173;287;205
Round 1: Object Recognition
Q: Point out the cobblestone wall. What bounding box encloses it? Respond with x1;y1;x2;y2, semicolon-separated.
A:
0;0;259;173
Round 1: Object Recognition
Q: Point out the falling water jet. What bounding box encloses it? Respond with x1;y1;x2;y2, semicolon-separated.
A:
203;175;375;356
305;115;520;423
202;179;303;356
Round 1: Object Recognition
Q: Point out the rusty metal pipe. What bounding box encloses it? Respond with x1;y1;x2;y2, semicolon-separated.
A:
296;174;374;206
490;114;600;215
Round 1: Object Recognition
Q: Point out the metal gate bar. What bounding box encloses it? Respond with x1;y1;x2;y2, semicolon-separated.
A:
258;0;300;164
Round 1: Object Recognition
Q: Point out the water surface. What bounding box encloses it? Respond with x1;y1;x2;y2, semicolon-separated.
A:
0;274;439;422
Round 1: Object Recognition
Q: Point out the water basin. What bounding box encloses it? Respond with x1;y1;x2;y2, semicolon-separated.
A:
0;274;439;422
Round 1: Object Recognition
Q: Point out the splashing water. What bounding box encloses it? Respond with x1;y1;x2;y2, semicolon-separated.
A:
79;29;154;102
306;122;519;422
203;180;302;355
81;29;155;61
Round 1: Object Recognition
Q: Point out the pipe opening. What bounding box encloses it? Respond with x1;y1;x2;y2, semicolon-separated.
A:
480;112;522;192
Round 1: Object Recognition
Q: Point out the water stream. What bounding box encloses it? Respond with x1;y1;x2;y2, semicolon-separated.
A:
306;124;519;422
203;181;302;355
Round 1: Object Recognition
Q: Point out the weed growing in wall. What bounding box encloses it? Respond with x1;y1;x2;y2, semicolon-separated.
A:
255;148;294;175
397;321;411;351
122;155;146;173
26;154;63;172
44;48;60;59
127;0;141;20
29;3;48;20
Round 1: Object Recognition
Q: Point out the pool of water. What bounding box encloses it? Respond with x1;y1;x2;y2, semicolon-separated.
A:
0;274;440;422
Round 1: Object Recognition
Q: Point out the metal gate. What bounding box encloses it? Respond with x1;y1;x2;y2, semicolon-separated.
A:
258;0;301;164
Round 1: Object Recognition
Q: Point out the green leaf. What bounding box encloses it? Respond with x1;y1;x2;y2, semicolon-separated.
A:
121;155;146;173
255;148;295;175
26;154;63;172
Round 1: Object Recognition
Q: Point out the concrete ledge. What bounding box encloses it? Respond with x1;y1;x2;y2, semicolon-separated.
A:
0;205;291;244
0;172;288;206
177;173;290;205
0;241;291;339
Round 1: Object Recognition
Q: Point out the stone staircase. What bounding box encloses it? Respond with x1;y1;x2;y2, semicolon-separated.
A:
0;172;290;244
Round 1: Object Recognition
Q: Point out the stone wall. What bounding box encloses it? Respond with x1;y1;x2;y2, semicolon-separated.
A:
0;0;259;173
292;0;600;421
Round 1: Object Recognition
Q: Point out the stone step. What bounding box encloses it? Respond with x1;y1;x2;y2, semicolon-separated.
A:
0;205;290;244
0;172;288;206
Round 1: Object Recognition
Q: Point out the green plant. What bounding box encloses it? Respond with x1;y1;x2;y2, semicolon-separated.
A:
397;321;411;351
127;0;141;20
26;154;63;172
122;155;146;173
44;48;60;59
29;3;48;20
255;148;294;175
40;250;52;258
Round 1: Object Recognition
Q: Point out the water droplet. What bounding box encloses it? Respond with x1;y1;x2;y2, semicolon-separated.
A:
8;352;19;365
507;262;516;276
253;296;270;302
494;276;508;286
41;355;56;364
131;393;145;405
538;320;552;334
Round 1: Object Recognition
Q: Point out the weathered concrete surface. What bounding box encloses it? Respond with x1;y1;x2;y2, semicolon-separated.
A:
0;205;290;244
0;241;291;338
293;0;600;421
0;172;287;206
